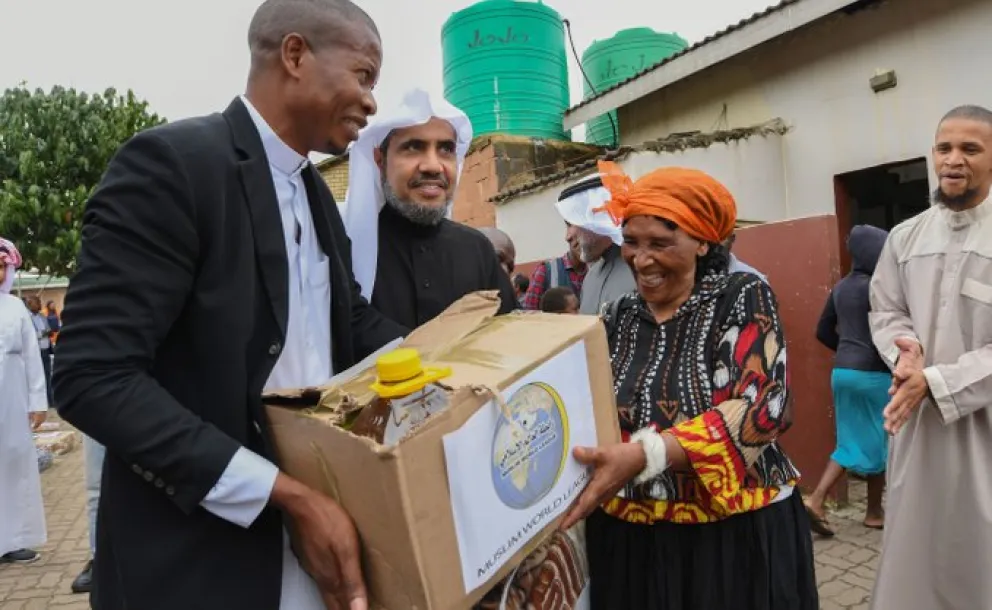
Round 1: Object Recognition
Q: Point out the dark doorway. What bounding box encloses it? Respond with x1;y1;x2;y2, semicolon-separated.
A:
834;158;931;273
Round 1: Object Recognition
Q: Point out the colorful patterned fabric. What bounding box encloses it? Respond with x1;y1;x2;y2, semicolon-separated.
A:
602;271;799;524
474;525;589;610
521;254;586;310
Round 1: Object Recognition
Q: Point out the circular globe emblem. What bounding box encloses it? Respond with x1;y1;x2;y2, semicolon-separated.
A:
490;382;569;510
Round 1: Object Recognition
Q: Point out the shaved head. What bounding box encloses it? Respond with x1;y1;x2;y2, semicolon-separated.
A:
478;227;517;275
479;227;514;254
244;0;381;156
939;105;992;129
248;0;378;63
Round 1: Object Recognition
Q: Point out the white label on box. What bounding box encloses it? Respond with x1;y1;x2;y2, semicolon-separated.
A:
442;340;597;594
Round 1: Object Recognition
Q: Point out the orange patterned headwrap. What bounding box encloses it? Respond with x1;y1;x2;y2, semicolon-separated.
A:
594;161;737;243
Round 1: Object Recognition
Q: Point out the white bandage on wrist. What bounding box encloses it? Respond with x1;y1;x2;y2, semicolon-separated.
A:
631;428;670;485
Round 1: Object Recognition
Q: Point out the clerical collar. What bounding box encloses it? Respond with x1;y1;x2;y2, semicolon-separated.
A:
379;202;447;238
240;95;307;177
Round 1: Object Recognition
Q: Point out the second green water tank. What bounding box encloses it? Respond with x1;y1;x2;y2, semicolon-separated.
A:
581;28;688;146
442;0;570;140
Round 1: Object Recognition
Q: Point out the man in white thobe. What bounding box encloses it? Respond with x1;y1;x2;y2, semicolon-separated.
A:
869;104;992;610
0;237;48;564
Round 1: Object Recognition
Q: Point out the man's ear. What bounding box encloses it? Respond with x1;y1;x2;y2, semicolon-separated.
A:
374;147;384;173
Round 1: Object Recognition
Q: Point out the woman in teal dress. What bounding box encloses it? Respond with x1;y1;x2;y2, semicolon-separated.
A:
805;224;891;534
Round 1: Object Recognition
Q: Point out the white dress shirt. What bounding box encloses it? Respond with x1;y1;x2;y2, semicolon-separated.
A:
197;96;334;609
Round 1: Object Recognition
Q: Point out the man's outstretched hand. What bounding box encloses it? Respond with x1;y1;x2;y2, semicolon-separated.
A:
271;473;368;610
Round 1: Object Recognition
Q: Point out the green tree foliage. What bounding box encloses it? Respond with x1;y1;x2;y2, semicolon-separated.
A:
0;85;165;278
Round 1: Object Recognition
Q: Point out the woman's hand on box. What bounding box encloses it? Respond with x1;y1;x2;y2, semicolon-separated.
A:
559;443;646;530
271;473;368;610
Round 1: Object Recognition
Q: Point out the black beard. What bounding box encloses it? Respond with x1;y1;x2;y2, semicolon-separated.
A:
933;186;981;210
382;180;450;226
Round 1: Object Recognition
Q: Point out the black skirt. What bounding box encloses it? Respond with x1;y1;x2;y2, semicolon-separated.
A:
586;491;819;610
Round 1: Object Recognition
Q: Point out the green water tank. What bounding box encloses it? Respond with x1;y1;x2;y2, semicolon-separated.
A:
442;0;570;140
581;28;688;146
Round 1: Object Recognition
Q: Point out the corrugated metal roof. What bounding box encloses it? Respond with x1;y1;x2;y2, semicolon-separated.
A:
565;0;807;117
490;119;789;203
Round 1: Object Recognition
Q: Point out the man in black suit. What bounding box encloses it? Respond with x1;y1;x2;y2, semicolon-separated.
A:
52;1;402;609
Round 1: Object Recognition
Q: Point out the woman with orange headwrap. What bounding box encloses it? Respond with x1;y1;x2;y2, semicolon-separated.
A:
559;163;817;609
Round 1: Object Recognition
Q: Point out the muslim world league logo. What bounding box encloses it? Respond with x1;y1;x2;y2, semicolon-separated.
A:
490;383;569;510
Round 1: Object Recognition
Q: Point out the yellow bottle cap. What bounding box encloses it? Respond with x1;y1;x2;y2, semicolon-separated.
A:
370;348;452;398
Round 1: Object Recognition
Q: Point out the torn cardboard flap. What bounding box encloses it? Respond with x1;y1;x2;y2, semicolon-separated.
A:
262;292;502;411
401;290;501;359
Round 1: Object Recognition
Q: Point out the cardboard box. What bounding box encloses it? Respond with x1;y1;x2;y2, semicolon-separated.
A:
265;292;620;610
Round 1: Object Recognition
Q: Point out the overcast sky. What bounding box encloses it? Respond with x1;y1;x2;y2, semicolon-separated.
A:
1;0;775;139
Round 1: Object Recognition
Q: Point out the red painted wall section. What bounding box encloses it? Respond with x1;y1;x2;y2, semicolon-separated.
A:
734;215;844;498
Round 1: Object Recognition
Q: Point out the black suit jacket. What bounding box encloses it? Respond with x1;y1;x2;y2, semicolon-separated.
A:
52;98;407;610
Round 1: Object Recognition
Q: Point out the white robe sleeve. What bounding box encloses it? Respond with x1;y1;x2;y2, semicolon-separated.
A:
19;305;48;413
923;345;992;424
869;237;922;368
21;308;48;413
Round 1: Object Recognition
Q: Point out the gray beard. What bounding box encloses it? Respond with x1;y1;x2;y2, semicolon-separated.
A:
579;236;611;264
383;180;451;226
579;244;600;264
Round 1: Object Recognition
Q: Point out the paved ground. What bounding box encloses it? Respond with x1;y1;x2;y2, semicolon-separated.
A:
1;433;883;609
0;434;91;610
812;478;884;610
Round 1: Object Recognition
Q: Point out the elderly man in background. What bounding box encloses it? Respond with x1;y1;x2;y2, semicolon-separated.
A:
342;89;516;327
556;176;636;314
554;175;634;314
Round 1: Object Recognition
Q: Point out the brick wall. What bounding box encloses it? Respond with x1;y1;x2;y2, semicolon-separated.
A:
317;158;350;202
453;139;498;227
453;135;601;229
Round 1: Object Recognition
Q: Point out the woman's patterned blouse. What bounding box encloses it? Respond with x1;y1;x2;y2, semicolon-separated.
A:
601;271;801;524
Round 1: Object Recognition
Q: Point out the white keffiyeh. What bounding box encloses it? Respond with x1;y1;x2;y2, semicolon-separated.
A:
340;88;473;300
554;183;623;245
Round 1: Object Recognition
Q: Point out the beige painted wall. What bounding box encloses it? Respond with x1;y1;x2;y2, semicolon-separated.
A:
618;0;992;219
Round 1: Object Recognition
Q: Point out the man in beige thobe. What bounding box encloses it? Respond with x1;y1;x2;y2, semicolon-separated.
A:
869;105;992;610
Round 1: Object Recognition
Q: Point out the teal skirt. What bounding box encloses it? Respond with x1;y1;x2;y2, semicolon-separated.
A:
830;368;890;475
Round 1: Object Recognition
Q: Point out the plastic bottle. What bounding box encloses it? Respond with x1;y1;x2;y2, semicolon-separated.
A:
350;348;452;446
